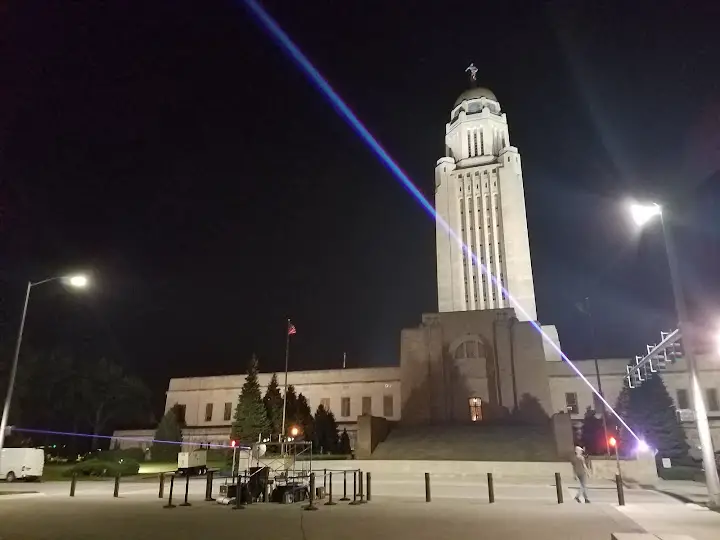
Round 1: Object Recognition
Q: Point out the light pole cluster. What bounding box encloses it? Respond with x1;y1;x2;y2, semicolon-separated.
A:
629;201;720;507
0;274;90;457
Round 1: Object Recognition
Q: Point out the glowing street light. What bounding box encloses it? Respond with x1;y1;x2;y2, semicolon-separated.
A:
290;426;299;437
629;199;720;507
629;202;662;227
0;273;91;458
66;274;89;288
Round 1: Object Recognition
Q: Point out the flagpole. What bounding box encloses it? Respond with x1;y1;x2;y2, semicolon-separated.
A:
281;319;290;452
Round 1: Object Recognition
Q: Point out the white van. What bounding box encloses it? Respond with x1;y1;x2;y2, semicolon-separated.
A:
0;448;44;482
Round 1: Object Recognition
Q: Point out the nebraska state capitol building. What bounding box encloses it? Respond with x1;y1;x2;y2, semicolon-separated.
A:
114;80;720;453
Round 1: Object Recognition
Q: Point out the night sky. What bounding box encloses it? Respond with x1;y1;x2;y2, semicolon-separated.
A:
1;1;719;397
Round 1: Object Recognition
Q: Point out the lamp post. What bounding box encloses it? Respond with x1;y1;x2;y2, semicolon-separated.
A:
0;274;89;457
630;202;720;507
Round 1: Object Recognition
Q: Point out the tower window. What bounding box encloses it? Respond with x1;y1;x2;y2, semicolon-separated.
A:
467;132;471;157
473;131;478;156
480;130;484;155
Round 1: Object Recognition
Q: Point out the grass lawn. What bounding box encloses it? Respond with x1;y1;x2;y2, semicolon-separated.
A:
43;460;228;482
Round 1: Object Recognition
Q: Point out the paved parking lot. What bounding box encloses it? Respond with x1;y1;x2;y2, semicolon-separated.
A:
0;493;647;540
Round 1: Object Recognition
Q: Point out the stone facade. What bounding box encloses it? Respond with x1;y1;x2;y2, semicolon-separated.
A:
112;349;720;455
435;86;536;321
400;308;553;424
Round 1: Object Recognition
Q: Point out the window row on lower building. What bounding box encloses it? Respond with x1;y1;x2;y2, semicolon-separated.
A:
173;395;396;425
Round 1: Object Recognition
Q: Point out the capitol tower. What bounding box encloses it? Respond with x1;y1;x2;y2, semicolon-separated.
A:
435;67;537;322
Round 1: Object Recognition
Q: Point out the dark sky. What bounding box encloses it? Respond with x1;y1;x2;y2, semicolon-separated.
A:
1;0;719;394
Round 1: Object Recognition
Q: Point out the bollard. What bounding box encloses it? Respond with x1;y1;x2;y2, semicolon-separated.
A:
340;470;350;501
366;472;371;502
425;472;431;503
555;472;564;504
205;470;215;502
615;474;625;506
180;474;191;507
325;471;336;506
245;471;252;506
70;473;77;497
113;474;120;498
164;475;176;508
233;473;245;510
358;469;366;503
487;472;495;503
350;470;359;505
304;472;318;511
158;473;165;499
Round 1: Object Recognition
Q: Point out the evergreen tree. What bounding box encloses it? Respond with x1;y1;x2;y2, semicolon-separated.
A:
263;373;284;439
339;428;352;454
151;404;184;462
283;385;298;438
231;355;270;444
613;373;688;458
293;393;314;444
314;404;339;454
580;406;605;455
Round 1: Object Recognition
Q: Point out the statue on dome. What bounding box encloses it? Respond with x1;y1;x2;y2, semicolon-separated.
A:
465;63;478;83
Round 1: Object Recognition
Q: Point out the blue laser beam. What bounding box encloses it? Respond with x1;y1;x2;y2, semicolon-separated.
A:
241;0;640;442
12;427;250;450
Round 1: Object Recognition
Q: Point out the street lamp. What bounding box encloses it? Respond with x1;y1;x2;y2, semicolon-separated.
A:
0;274;90;456
630;202;662;227
630;201;720;507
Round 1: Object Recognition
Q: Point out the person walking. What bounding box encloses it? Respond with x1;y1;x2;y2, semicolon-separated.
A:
571;445;591;503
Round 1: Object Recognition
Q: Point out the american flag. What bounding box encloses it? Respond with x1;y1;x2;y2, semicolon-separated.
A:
288;321;297;336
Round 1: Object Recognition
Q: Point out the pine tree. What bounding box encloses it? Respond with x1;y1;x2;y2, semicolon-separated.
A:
263;373;284;439
613;373;688;458
314;404;339;454
294;393;314;444
580;406;605;455
151;404;184;462
339;428;352;454
283;385;298;438
231;355;270;444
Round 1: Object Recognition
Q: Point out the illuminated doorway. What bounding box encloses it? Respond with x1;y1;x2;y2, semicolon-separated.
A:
469;397;482;422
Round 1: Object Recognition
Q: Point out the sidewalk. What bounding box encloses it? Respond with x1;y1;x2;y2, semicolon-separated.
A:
653;479;711;505
618;502;720;540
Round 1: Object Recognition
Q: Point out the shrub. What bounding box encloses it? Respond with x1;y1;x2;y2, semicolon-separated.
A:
101;448;146;463
64;458;140;478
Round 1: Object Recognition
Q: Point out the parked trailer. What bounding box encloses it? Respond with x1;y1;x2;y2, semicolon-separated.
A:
177;450;207;475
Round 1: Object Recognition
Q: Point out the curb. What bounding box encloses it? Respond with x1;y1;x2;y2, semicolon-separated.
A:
0;492;44;500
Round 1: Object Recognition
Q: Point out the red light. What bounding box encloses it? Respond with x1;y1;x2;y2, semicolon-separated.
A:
608;436;617;448
230;440;237;448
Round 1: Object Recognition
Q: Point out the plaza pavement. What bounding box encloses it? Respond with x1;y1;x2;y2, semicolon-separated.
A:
4;476;720;540
0;475;673;504
0;494;647;540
